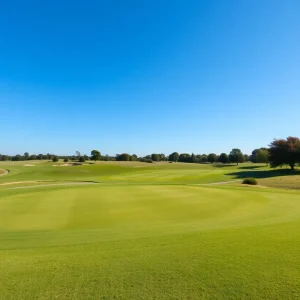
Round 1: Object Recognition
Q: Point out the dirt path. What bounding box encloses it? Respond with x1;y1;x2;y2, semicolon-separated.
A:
199;180;241;185
4;182;98;190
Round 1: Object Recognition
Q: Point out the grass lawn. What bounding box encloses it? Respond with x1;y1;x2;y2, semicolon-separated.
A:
0;161;300;299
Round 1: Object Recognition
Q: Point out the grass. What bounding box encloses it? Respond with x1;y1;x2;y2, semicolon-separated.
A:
0;161;300;299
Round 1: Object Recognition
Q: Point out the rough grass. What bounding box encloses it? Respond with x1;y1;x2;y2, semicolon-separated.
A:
0;162;300;299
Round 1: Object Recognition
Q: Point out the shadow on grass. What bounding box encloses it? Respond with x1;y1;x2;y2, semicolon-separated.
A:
212;164;237;168
238;165;266;170
226;168;300;179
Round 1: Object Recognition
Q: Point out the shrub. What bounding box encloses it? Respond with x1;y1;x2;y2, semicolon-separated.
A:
79;156;85;163
64;158;69;162
242;178;257;185
52;156;59;162
139;158;153;163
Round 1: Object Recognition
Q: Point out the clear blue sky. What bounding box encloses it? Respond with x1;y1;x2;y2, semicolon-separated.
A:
1;0;299;156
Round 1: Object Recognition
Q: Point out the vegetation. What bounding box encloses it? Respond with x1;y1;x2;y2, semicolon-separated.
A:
52;155;59;162
269;137;300;170
1;136;300;169
79;156;85;163
242;178;258;185
256;148;269;165
229;148;244;165
207;153;217;163
0;161;299;299
218;153;229;164
91;150;101;161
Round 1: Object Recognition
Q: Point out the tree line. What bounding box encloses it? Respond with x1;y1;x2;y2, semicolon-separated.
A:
1;137;299;169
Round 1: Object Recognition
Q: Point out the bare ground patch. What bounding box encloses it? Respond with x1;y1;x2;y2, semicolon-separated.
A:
0;169;9;176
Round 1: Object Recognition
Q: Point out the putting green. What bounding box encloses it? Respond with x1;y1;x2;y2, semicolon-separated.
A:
0;162;300;299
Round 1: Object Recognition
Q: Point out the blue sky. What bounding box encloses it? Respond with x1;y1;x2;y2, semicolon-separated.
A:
1;0;299;156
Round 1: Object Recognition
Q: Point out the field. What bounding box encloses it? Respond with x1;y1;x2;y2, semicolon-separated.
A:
0;161;300;299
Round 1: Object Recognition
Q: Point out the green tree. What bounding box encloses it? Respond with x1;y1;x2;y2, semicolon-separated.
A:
229;149;244;165
269;137;300;170
52;156;59;162
207;153;217;163
169;152;179;162
201;154;208;163
24;152;30;160
116;153;131;161
218;153;229;164
256;149;269;165
160;154;166;161
91;150;101;161
79;156;86;163
189;153;198;163
131;154;138;161
179;153;191;163
151;154;160;162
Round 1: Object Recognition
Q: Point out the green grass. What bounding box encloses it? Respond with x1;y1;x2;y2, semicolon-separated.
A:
0;162;300;299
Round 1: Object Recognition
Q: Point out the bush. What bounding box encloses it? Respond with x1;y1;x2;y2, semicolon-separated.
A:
242;178;257;185
52;156;59;162
139;158;153;163
64;158;69;162
79;156;85;163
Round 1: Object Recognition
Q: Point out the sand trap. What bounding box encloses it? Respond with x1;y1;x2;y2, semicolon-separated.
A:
0;169;9;176
23;164;36;167
0;181;37;186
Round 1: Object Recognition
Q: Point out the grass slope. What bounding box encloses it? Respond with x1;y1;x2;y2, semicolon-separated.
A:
0;162;300;299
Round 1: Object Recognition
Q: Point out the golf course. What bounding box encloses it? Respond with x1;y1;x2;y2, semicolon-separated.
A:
0;161;299;299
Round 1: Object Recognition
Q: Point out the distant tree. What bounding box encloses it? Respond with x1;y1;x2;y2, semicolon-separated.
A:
218;153;229;164
201;154;208;163
244;154;249;162
0;155;9;161
179;153;191;163
91;150;101;161
52;156;59;162
76;151;81;158
12;154;23;161
160;154;166;161
250;149;259;162
131;154;138;161
207;153;217;163
116;153;131;161
139;158;153;163
189;153;198;163
151;154;160;162
169;152;179;162
37;154;43;160
256;149;269;165
269;137;300;170
64;158;69;162
229;149;244;165
30;154;37;160
79;156;85;163
24;152;30;160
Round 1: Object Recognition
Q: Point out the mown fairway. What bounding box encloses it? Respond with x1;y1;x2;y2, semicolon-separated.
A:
0;162;300;299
